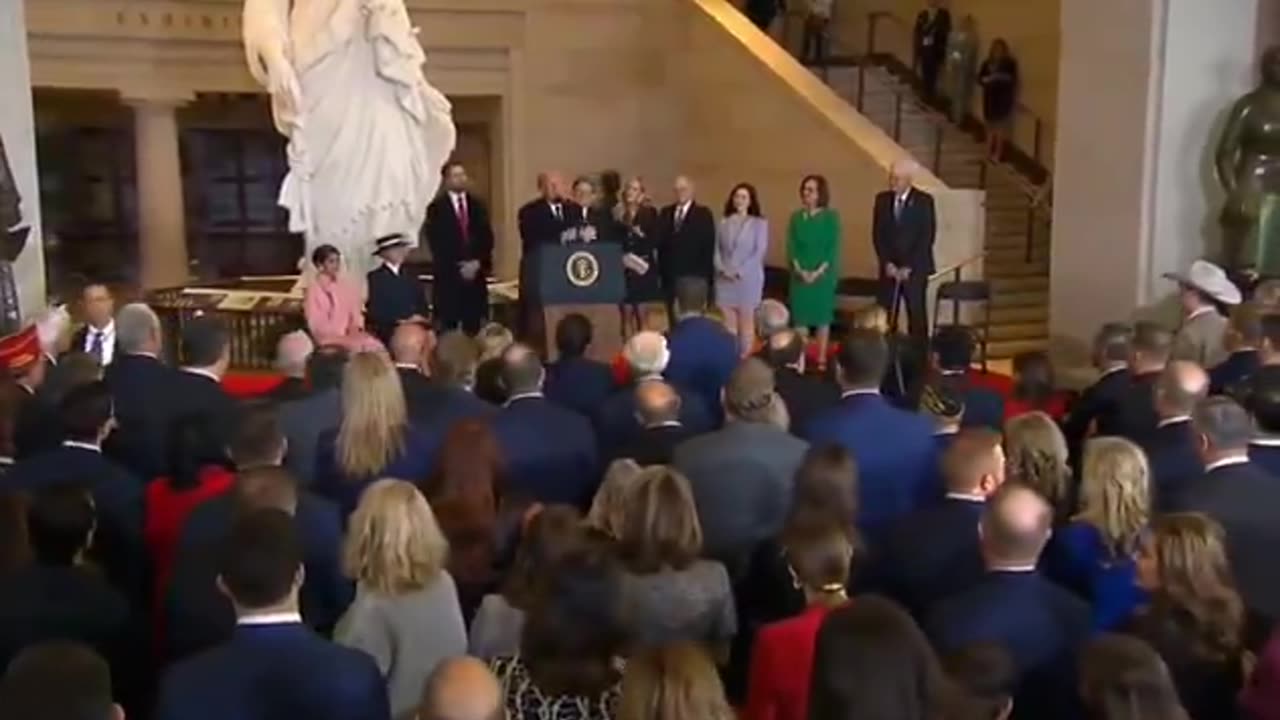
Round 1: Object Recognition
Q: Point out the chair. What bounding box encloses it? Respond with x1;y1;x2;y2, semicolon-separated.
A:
933;280;991;371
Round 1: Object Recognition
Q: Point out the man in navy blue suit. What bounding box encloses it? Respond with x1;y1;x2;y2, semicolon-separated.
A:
544;313;615;418
157;509;389;720
366;233;428;346
105;302;177;480
1097;321;1172;444
594;330;714;452
878;428;1002;618
7;381;143;602
417;331;494;430
610;382;692;465
803;328;937;541
1248;366;1280;477
1062;322;1133;464
1170;397;1280;623
1210;304;1261;395
665;277;739;418
169;315;240;472
925;483;1090;720
492;343;599;508
1143;361;1209;512
921;325;1004;430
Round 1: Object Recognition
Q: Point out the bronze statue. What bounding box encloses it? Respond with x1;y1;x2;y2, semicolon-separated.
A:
1216;46;1280;276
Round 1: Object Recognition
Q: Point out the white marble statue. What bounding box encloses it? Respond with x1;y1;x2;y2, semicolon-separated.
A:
243;0;457;272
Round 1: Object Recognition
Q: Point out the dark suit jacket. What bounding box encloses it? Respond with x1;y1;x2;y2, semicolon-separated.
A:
1210;349;1260;395
657;201;717;292
365;264;427;344
155;622;390;720
395;366;435;418
169;492;352;661
6;444;144;599
13;384;59;459
926;571;1090;720
313;425;437;519
1142;419;1202;512
673;422;809;565
1063;367;1131;461
279;388;342;487
913;7;951;57
1166;461;1280;622
872;188;936;276
544;356;615;418
104;353;177;479
594;379;715;453
169;369;241;464
1098;370;1160;444
517;197;577;303
666;316;739;419
493;395;599;508
413;382;495;430
426;192;494;317
1249;442;1280;479
611;423;692;466
802;393;938;540
773;367;839;437
878;496;985;618
621;205;663;303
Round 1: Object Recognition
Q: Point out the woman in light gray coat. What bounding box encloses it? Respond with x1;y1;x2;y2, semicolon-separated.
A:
336;479;467;719
716;183;769;356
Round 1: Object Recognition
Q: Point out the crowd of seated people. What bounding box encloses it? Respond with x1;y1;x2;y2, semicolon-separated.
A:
11;265;1280;720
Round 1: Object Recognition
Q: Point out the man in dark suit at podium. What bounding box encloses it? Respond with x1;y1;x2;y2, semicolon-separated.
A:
426;162;494;335
518;172;576;339
873;159;936;344
366;234;428;345
658;175;716;313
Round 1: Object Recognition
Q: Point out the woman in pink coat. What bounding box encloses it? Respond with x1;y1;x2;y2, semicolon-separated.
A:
304;244;383;353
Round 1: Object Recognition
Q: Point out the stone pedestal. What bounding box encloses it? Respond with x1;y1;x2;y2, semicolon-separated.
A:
127;96;189;289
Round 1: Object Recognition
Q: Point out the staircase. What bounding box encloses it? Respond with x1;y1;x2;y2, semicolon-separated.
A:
822;64;1052;358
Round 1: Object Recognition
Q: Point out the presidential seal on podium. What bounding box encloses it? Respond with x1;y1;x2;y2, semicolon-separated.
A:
566;250;601;288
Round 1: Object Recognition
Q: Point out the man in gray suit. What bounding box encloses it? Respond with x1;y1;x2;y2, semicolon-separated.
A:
672;357;809;571
279;345;348;485
1166;259;1241;368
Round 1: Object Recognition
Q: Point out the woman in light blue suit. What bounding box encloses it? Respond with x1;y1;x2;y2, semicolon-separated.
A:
716;182;769;355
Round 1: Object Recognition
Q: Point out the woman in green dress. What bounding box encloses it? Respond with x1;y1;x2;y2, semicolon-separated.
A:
788;174;840;369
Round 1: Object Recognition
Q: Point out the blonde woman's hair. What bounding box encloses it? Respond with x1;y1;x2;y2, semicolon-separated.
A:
1003;411;1072;517
1078;437;1150;558
343;478;449;595
615;176;651;222
851;305;889;335
476;323;514;362
618;643;737;720
338;352;407;479
587;459;644;538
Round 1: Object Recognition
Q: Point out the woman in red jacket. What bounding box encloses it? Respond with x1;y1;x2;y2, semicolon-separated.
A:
745;520;853;720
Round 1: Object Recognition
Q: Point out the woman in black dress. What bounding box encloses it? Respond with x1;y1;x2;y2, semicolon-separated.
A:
978;38;1019;161
616;176;663;336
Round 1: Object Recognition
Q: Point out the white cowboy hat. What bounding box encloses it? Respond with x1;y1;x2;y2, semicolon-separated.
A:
1163;259;1242;306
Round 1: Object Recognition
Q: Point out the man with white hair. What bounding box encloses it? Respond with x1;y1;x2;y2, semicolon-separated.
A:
658;175;717;313
268;330;314;402
754;299;791;344
33;304;70;368
592;330;714;453
105;302;177;478
872;158;937;344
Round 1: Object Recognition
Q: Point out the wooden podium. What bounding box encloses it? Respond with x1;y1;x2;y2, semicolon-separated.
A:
535;243;625;363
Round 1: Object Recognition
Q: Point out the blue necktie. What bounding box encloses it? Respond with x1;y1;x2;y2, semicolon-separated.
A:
89;330;103;363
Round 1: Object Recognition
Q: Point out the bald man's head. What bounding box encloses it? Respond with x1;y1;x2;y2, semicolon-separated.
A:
499;343;544;395
419;657;502;720
390;322;430;370
980;483;1052;568
1155;360;1209;420
275;331;314;379
635;381;681;427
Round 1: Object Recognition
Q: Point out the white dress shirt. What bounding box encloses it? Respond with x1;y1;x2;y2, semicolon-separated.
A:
83;320;116;366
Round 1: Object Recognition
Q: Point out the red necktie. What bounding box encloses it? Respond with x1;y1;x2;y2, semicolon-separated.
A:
456;195;469;243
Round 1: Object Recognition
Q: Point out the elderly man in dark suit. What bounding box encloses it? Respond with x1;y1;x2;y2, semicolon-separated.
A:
1062;322;1133;462
544;313;615;418
665;277;739;419
157;510;388;720
516;171;576;337
7;382;143;602
280;346;348;486
1142;361;1209;512
1168;397;1280;624
1248;366;1280;477
427;162;494;335
492;344;599;508
873;160;936;344
366;234;428;345
610;381;691;465
879;428;1003;618
762;328;838;437
266;330;313;404
925;484;1090;720
658;175;717;311
103;303;175;479
1097;321;1172;443
673;358;808;569
802;328;937;541
594;330;714;452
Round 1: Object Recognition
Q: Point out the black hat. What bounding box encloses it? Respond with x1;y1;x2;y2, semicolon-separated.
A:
373;234;411;255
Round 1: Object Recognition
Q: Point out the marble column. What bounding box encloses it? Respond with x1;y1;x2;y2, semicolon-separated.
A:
127;96;189;289
1050;0;1259;349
